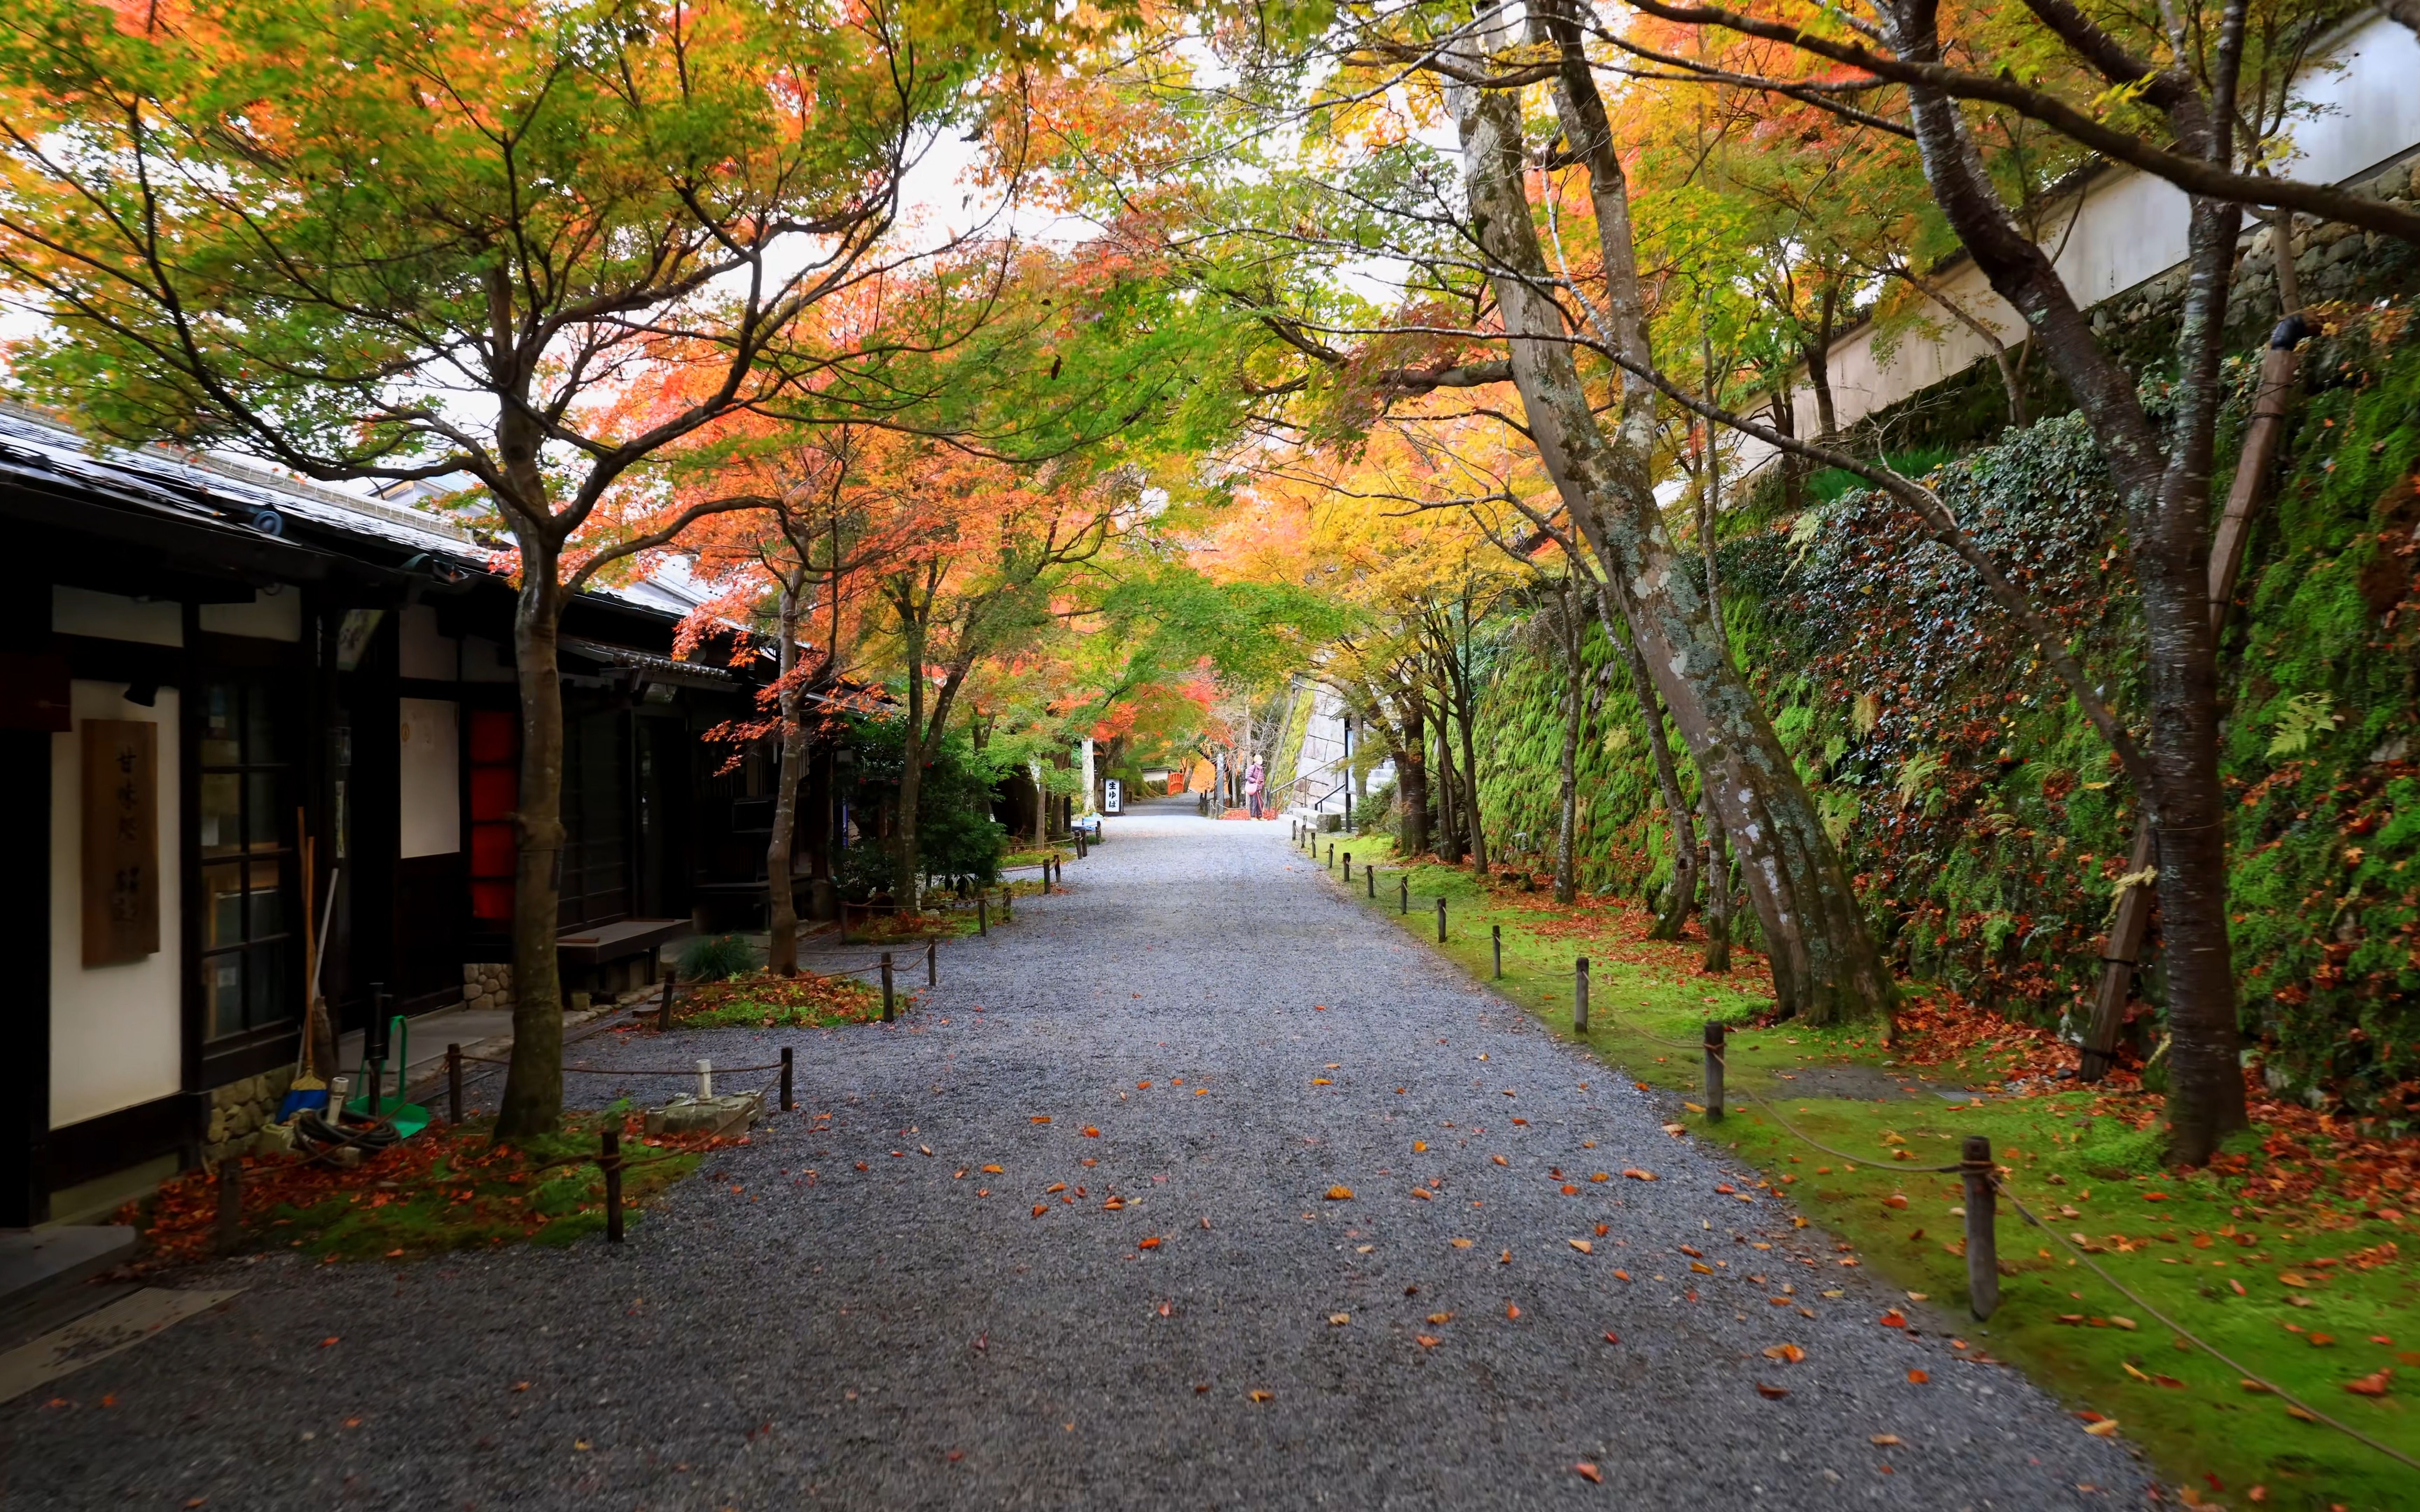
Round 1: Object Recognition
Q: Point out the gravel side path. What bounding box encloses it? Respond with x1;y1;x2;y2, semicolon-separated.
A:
4;798;2150;1510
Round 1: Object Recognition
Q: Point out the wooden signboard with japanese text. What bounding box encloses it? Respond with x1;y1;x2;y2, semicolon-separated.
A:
82;719;160;966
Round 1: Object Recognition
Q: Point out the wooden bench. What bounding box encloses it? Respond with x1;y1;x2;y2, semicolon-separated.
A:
557;918;688;995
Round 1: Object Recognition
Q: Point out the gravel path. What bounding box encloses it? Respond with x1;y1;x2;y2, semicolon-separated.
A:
5;798;2150;1509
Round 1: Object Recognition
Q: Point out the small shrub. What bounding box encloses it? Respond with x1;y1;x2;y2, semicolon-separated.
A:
679;933;755;981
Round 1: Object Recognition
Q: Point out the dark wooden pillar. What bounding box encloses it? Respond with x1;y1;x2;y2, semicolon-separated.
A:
0;589;60;1225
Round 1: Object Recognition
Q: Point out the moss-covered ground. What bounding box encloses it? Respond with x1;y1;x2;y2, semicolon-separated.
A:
128;1108;709;1267
1320;835;2419;1511
674;970;886;1029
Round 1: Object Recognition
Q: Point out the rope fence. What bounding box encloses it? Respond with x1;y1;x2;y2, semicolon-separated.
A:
218;854;1100;1252
1996;1178;2420;1472
454;1053;789;1075
1343;845;2415;1476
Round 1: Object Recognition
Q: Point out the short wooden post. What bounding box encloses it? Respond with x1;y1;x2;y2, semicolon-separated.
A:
926;938;937;987
1291;820;1299;842
881;952;896;1022
1703;1020;1726;1120
1399;876;1409;915
601;1129;624;1244
367;982;389;1114
658;972;676;1032
1366;866;1375;899
1002;885;1012;922
1574;956;1590;1034
215;1157;242;1252
1343;851;1351;881
1326;842;1334;870
977;895;988;936
780;1046;795;1112
1434;896;1446;943
446;1043;464;1125
1962;1135;2000;1320
1491;924;1502;979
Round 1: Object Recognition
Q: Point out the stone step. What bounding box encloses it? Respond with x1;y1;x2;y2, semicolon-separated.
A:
0;1227;138;1352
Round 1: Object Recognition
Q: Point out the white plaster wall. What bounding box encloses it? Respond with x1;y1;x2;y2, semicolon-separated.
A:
459;635;515;684
52;586;182;646
51;680;184;1129
398;696;461;859
1779;10;2420;455
397;605;458;680
198;588;302;641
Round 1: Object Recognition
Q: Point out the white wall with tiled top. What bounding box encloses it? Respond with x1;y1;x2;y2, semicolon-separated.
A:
1767;10;2420;462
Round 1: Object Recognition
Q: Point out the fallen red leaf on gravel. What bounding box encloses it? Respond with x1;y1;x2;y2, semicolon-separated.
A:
1575;1462;1602;1483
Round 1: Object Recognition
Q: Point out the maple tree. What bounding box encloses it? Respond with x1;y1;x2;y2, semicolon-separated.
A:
1592;0;2386;1158
0;0;1055;1136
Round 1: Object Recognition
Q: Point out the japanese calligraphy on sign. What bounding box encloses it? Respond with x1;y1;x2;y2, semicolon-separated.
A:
82;719;160;965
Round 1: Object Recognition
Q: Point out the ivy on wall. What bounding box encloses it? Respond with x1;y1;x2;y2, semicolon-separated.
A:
1468;309;2420;1123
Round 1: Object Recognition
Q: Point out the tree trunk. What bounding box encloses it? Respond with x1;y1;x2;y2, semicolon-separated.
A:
1696;390;1733;972
1802;281;1841;444
1700;785;1732;972
1770;391;1804;514
1461;52;1892;1022
1601;582;1696;939
1555;603;1582;904
765;574;807;975
1031;759;1047;848
1451;655;1489;874
892;616;927;912
1882;0;2243;1156
1431;688;1462;862
497;570;567;1140
1397;693;1430;857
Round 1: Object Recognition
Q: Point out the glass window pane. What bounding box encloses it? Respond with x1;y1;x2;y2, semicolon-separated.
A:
245;772;280;851
244;856;287;940
245;686;282;763
199;774;240;857
202;952;243;1040
201;862;245;951
244;938;290;1031
200;684;240;767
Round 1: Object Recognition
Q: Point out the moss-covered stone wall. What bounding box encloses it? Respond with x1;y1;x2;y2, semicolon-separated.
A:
1469;299;2420;1122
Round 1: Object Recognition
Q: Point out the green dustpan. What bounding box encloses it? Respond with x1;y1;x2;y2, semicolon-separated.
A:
347;1012;431;1139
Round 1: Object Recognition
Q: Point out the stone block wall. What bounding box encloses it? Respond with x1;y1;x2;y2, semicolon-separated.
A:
463;962;513;1013
202;1067;295;1166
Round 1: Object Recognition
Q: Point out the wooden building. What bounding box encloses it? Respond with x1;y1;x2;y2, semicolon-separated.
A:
0;405;789;1226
